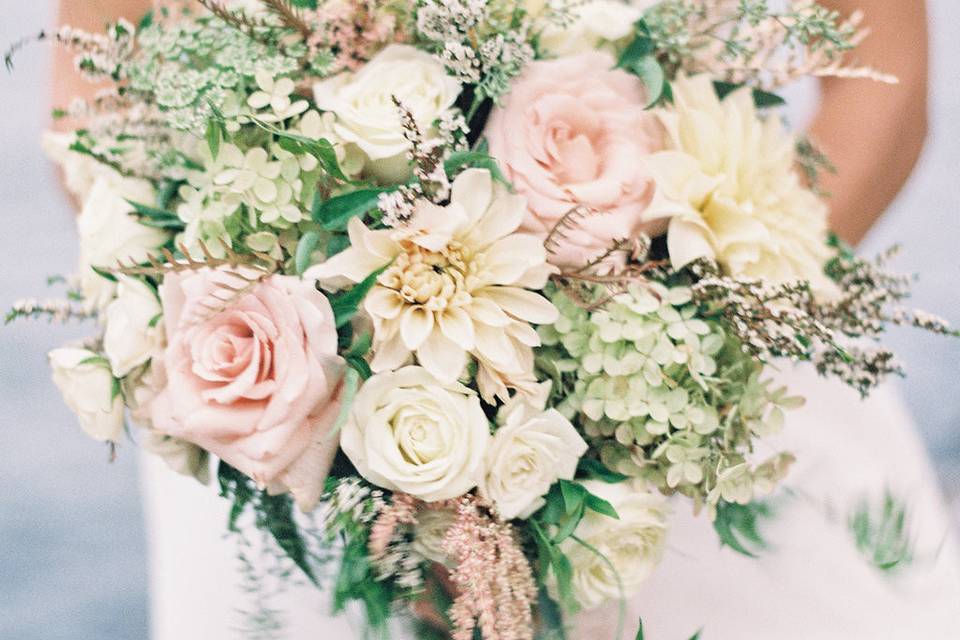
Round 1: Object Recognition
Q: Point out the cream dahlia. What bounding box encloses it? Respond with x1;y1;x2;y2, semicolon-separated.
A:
643;74;835;293
307;169;558;399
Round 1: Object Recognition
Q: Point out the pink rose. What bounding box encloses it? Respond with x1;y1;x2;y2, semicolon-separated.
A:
485;52;665;267
150;267;344;511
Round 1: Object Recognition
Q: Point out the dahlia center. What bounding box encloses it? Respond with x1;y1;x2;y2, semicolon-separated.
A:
381;240;477;312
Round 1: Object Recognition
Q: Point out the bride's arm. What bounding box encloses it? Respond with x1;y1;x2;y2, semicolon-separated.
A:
52;0;155;131
811;0;929;246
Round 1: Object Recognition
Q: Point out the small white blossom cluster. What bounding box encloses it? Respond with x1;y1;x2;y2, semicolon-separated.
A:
318;477;386;530
55;19;135;81
416;0;534;102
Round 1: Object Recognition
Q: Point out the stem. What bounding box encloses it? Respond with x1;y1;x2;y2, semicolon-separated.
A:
569;534;626;640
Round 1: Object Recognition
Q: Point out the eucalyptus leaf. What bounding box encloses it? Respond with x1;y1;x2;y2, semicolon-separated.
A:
578;458;629;483
712;80;786;108
330;266;387;329
205;117;221;161
313;188;392;231
295;230;321;275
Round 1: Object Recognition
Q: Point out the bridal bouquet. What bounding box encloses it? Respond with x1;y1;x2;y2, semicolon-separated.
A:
8;0;956;638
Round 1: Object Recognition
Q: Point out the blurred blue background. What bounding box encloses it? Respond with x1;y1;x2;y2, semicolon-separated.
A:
1;2;958;639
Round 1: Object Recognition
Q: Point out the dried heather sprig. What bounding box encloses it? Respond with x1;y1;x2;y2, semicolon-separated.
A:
6;298;96;324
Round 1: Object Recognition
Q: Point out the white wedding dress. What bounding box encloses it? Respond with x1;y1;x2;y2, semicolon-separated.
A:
142;364;960;640
142;81;960;638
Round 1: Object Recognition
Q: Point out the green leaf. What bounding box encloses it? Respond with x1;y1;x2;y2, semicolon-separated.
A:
267;126;350;182
630;56;667;108
688;630;703;640
138;10;154;30
346;356;372;380
559;480;587;516
258;491;318;586
584;494;620;520
312;188;391;231
444;145;508;184
90;265;118;283
344;331;373;360
125;199;179;222
289;0;318;7
217;461;255;533
330;266;387;329
552;501;585;544
325;233;351;257
78;355;111;368
712;81;786;108
330;367;360;435
616;32;655;70
295;230;321;275
635;618;645;640
578;458;629;483
551;549;575;609
205;118;221;161
713;500;771;558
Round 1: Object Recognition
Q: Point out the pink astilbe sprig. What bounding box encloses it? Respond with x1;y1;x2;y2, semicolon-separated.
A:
368;492;419;560
306;0;408;73
441;495;537;640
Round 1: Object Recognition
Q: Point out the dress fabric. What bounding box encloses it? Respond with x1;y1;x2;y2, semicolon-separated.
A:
142;363;960;640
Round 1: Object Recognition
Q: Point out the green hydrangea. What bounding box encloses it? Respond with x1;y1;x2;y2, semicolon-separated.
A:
538;283;802;511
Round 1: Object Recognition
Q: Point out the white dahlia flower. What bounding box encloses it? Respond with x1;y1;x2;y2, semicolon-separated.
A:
307;169;558;400
643;74;836;294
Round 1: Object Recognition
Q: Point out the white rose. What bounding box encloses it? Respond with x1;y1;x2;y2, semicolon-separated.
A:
412;508;456;565
340;366;490;502
313;45;462;182
77;176;170;311
103;276;164;377
42;132;117;202
480;385;588;520
125;358;210;483
539;1;645;57
143;430;211;484
49;347;125;442
559;480;669;610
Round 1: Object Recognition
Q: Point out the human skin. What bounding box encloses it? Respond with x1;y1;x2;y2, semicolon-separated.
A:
813;0;929;245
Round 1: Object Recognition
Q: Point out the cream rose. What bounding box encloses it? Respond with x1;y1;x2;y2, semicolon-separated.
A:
559;480;668;610
484;52;665;268
149;267;345;511
480;384;588;520
340;366;490;502
125;361;210;484
538;1;643;57
42;131;117;203
49;347;125;443
412;508;457;565
103;276;164;377
77;176;170;310
313;44;462;182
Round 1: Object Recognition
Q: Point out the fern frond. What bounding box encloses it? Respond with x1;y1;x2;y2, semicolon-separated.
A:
543;206;590;258
111;240;276;279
